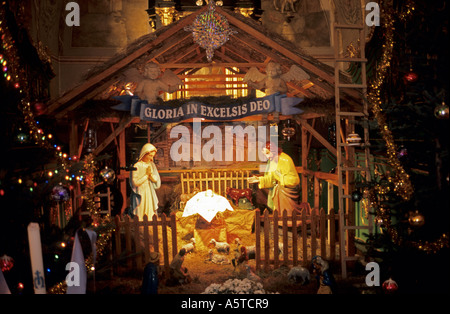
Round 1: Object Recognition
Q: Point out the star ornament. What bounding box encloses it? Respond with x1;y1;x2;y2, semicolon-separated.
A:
185;1;237;62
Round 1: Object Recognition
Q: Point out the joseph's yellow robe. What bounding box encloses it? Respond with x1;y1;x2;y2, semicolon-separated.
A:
258;152;300;214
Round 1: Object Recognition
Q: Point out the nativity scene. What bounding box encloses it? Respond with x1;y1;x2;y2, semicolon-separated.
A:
1;0;448;297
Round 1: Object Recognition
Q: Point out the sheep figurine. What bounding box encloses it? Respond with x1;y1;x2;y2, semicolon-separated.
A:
206;249;230;265
287;266;311;285
209;238;231;254
181;237;196;254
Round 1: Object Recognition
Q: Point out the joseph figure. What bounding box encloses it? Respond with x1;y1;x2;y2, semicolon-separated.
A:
248;141;300;214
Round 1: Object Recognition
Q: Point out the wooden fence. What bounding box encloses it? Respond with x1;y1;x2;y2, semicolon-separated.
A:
114;213;177;274
180;169;253;196
254;205;343;272
113;206;344;274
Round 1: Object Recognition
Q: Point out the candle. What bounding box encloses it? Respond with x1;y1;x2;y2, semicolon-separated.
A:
27;223;46;294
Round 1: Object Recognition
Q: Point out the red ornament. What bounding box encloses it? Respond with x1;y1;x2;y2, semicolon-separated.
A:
404;71;418;83
32;102;47;116
382;278;398;294
0;254;14;272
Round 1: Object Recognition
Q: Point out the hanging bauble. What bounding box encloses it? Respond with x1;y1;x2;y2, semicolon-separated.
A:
0;254;14;272
184;0;237;62
397;145;408;160
408;210;425;228
434;101;449;120
346;133;362;146
382;278;398;294
403;71;418;83
281;119;295;141
99;166;116;184
51;185;70;202
32;101;47;116
351;189;363;202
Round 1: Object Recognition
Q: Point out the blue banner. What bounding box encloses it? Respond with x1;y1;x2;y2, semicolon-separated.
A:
112;93;303;123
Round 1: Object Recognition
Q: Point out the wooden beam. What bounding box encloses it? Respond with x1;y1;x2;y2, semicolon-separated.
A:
162;62;267;68
230;33;333;98
296;117;337;157
93;116;133;156
47;5;208;115
54;77;118;119
219;8;335;83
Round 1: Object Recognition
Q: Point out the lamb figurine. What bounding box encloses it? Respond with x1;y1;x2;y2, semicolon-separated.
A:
181;237;196;254
206;249;231;265
209;238;231;254
287;266;311;285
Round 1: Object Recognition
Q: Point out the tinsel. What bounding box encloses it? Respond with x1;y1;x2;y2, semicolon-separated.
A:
47;218;115;294
367;1;448;252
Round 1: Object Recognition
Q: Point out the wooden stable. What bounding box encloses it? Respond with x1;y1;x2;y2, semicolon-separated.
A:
45;5;372;278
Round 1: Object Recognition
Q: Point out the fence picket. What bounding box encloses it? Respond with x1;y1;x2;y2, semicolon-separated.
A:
143;215;150;263
302;209;307;264
161;214;169;273
292;210;298;266
170;212;178;259
320;209;327;258
282;210;289;263
330;210;336;261
152;214;159;253
133;215;142;270
311;209;317;258
273;210;279;269
263;209;270;272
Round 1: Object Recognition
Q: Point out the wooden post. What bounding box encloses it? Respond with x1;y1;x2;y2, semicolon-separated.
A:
161;214;169;274
301;126;308;202
119;124;127;215
143;215;150;263
170;212;178;259
282;210;289;264
263;209;270;272
133;215;142;270
311;209;317;258
255;209;261;271
327;182;334;245
330;210;336;261
273;210;279;269
314;176;320;209
301;209;307;265
320;209;327;258
292;210;298;266
152;214;159;253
